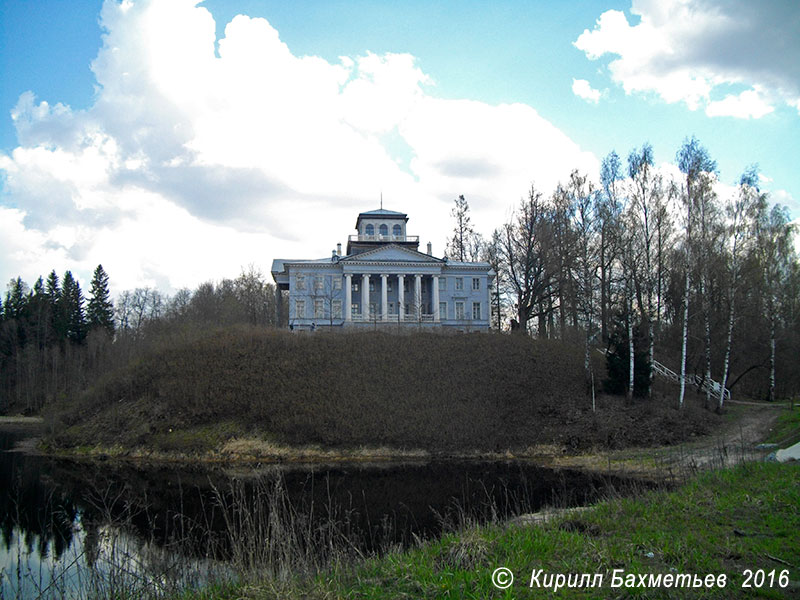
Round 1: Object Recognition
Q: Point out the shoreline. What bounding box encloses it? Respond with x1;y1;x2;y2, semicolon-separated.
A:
2;403;787;478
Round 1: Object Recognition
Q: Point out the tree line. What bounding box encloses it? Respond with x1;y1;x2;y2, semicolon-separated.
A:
2;135;797;413
0;265;284;413
446;136;799;407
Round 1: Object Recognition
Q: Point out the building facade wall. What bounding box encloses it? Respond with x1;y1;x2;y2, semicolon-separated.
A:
285;262;491;330
273;209;493;331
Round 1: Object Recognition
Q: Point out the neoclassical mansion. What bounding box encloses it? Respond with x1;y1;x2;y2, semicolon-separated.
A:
271;208;494;330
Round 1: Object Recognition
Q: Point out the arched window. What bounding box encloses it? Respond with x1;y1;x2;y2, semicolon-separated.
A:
365;224;374;236
379;224;388;237
392;224;402;238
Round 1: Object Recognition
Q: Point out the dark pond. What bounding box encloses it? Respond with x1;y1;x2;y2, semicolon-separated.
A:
0;427;653;598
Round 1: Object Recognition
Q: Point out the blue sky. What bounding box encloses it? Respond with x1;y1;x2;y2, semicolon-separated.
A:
1;0;798;292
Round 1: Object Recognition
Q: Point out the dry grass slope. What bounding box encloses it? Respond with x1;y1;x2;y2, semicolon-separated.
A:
46;327;718;454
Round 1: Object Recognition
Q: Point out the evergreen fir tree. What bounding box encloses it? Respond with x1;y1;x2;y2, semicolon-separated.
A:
3;277;28;320
29;276;52;348
87;264;115;335
45;270;60;302
46;270;63;341
60;271;87;344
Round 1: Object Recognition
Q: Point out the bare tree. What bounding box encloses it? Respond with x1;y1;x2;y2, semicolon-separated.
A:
446;195;474;262
676;136;717;409
165;288;192;321
619;203;639;403
567;170;597;378
498;184;555;334
718;167;760;410
483;229;509;330
310;274;343;326
234;265;277;326
627;143;663;396
598;151;624;343
550;184;577;339
755;201;795;402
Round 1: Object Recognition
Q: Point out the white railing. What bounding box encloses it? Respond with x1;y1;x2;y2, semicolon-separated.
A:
348;234;419;243
596;349;731;401
348;313;436;324
652;359;731;402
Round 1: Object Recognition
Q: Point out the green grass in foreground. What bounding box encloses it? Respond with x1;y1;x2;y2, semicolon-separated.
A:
188;462;799;599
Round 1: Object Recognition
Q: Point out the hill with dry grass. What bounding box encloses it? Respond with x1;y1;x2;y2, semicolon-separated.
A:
45;328;719;456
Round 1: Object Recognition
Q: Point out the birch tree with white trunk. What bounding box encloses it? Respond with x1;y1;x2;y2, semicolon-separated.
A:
626;143;662;397
718;167;760;411
754;201;795;402
676;136;717;409
598;152;624;343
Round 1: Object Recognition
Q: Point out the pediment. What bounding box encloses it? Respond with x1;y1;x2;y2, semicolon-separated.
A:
343;244;442;263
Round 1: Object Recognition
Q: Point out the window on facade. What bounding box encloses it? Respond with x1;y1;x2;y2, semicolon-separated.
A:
455;301;465;320
369;303;378;318
472;277;480;291
295;299;305;318
455;277;464;291
333;277;342;290
369;281;375;292
352;282;359;292
404;279;410;292
392;224;401;238
379;224;388;236
388;302;395;314
314;299;324;318
314;276;324;290
472;302;481;320
438;277;446;291
352;303;359;317
332;300;342;319
439;301;447;320
296;274;306;290
387;280;393;292
365;224;374;236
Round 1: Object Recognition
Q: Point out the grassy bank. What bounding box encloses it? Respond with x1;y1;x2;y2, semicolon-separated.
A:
43;327;719;458
766;409;800;448
189;461;799;599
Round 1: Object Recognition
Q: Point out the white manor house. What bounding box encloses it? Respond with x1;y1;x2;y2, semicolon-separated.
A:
271;208;494;330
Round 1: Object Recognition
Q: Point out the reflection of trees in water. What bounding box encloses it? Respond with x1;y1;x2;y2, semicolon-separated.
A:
3;436;655;568
0;446;78;561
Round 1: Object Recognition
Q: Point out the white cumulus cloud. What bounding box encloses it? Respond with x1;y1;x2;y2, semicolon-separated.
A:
705;88;775;119
574;0;800;117
571;79;602;104
0;0;598;293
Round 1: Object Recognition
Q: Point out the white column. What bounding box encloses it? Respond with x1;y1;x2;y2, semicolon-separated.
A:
397;274;405;321
344;274;352;321
381;274;388;321
361;273;370;320
414;274;422;319
432;275;440;322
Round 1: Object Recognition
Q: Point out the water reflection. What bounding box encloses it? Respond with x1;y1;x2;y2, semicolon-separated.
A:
1;428;651;598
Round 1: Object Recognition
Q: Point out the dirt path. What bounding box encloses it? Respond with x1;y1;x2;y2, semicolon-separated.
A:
552;402;791;479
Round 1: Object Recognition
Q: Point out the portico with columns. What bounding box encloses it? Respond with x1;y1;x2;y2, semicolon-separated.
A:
272;207;493;331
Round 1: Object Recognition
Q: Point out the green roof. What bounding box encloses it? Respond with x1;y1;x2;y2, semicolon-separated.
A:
358;208;407;217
